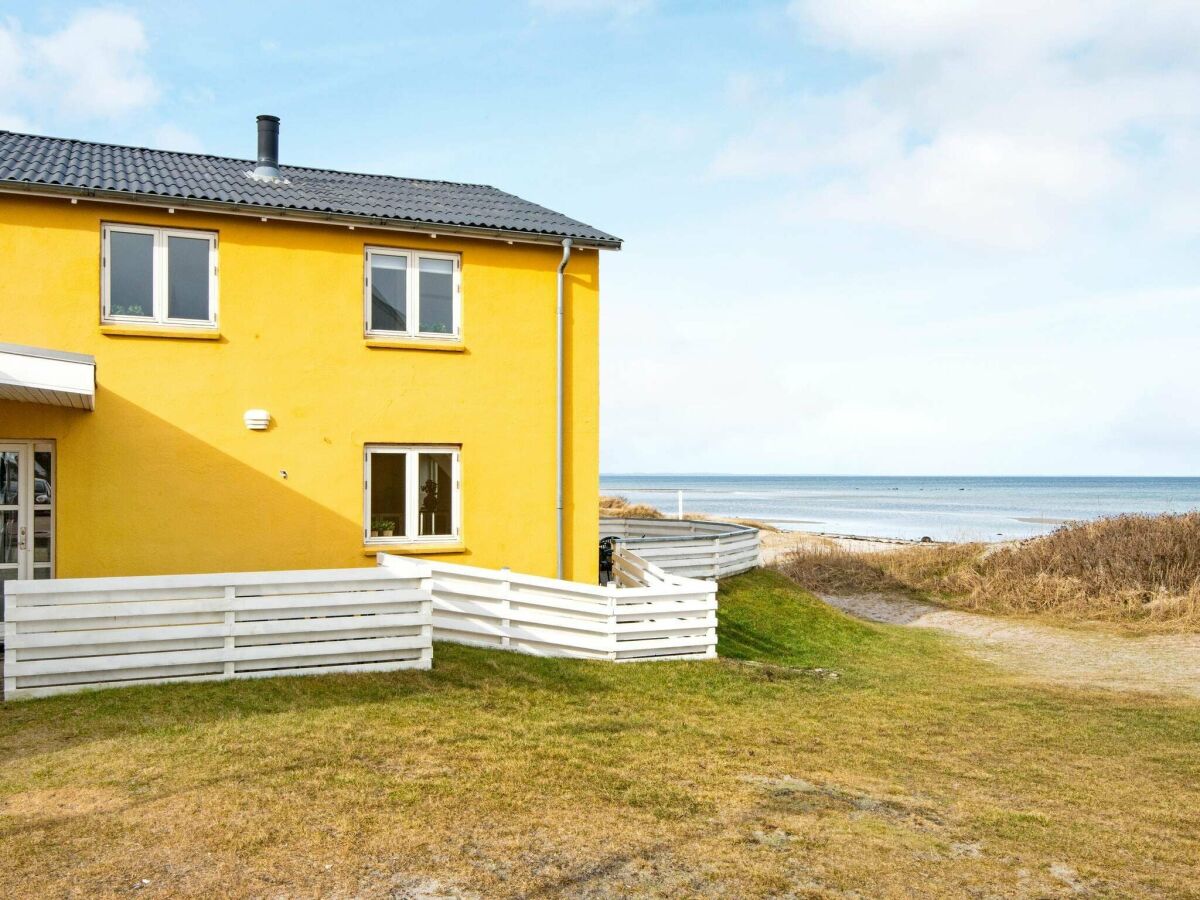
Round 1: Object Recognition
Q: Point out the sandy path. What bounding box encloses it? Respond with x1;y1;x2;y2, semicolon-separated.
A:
820;592;1200;698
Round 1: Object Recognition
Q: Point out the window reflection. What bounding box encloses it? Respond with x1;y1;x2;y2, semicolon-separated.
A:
419;453;453;536
369;452;406;538
418;258;454;335
0;452;16;505
370;254;408;332
109;230;155;317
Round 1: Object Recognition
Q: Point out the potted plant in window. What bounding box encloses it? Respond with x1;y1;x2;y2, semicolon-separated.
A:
371;517;396;538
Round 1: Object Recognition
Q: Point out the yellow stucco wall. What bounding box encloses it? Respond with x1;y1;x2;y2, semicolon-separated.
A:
0;194;600;582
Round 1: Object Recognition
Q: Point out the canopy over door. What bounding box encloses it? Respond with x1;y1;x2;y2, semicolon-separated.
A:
0;343;95;411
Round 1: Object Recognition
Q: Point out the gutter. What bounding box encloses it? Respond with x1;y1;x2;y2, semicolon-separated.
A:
556;238;572;580
0;181;623;251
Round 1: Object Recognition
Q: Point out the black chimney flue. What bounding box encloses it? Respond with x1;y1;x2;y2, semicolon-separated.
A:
254;114;280;179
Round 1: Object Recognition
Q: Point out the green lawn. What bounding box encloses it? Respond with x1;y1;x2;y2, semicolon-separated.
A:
1;569;1197;897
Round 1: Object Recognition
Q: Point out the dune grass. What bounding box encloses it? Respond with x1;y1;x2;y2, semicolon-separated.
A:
600;494;665;519
0;569;1197;897
779;513;1200;633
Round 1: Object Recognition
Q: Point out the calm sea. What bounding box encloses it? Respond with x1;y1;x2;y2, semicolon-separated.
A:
600;475;1200;542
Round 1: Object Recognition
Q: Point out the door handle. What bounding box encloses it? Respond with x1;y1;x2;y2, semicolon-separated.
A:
18;525;26;551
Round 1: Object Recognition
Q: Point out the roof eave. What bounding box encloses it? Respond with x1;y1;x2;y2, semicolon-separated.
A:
0;180;623;251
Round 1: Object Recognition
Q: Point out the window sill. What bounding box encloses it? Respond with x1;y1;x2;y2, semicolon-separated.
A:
365;338;465;353
361;542;465;556
101;325;221;341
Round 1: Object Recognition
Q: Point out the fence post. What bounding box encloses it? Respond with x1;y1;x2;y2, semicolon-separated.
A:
606;585;618;660
420;573;435;668
223;584;236;676
4;594;16;697
499;567;512;650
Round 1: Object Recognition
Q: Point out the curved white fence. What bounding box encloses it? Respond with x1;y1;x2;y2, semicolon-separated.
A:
379;550;717;662
601;517;760;580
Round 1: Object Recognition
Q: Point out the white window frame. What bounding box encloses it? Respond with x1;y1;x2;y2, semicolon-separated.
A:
101;223;219;328
363;444;461;544
364;247;461;340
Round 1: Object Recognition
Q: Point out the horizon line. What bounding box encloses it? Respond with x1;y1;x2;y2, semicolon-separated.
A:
600;472;1200;479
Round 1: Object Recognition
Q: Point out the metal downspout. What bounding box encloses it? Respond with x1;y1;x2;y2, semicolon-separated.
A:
556;238;572;580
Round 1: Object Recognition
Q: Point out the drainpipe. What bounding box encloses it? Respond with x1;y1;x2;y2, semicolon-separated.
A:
556;238;572;580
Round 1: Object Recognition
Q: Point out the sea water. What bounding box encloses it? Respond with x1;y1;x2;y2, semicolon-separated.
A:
599;475;1200;542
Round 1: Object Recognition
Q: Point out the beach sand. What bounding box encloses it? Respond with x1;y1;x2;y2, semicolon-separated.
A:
759;529;927;564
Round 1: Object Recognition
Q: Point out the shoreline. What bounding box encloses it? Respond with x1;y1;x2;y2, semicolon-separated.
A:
758;528;1028;565
759;529;928;564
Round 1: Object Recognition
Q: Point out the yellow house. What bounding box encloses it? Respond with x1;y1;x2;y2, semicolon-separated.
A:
0;116;620;589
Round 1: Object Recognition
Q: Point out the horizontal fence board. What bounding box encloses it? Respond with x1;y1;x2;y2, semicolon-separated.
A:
433;599;611;634
8;567;403;597
432;581;611;617
431;615;616;653
15;611;226;635
9;634;430;678
11;656;431;700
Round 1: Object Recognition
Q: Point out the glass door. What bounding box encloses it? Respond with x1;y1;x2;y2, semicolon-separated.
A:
0;442;54;589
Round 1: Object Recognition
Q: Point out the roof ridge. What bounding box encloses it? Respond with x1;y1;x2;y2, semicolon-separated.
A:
0;128;497;191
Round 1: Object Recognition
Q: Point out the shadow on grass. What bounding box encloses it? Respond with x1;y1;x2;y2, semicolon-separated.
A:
716;618;802;663
0;642;614;762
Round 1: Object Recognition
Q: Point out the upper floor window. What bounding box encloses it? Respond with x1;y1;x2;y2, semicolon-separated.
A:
365;247;460;339
102;224;218;327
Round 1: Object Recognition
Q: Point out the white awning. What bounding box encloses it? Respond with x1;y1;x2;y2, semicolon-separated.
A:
0;343;95;410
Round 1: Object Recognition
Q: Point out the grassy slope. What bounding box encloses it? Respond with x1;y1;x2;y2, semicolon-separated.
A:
0;570;1197;898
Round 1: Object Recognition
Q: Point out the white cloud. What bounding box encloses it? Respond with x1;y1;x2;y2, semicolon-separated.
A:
806;131;1123;249
0;8;158;128
709;1;1200;248
32;9;157;118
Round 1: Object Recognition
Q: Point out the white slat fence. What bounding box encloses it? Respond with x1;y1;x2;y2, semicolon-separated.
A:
600;517;760;579
378;549;717;661
4;566;432;700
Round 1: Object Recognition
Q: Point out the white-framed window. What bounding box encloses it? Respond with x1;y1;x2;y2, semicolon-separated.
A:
102;224;218;327
364;445;461;543
365;247;461;339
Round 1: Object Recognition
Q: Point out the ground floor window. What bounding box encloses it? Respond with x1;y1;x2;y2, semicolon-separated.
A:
364;445;459;543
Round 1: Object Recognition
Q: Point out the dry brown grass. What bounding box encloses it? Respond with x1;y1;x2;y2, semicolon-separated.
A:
600;495;664;519
778;513;1200;633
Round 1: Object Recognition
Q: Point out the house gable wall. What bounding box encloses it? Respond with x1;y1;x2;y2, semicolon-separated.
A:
0;194;600;581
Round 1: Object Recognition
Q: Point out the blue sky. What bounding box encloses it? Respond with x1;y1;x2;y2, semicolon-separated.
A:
4;1;1200;476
